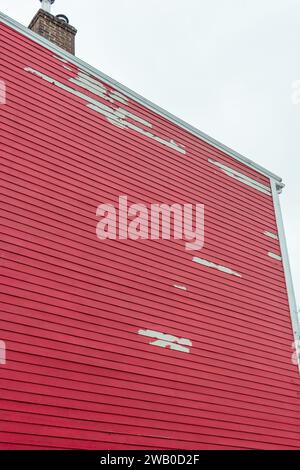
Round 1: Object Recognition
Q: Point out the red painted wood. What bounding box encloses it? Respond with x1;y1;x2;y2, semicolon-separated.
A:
0;21;300;450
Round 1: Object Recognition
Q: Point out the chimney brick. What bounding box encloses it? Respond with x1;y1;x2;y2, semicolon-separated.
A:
28;9;77;55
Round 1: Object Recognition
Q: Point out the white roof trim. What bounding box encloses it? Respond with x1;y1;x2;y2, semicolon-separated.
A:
208;158;272;195
0;10;282;183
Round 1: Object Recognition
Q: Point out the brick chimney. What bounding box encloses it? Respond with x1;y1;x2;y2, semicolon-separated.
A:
28;0;77;55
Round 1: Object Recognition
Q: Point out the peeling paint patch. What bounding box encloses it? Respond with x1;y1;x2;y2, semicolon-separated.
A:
62;65;73;71
138;329;192;353
89;104;185;153
70;71;116;103
24;67;120;120
268;252;282;261
0;340;6;365
193;256;242;277
25;66;186;155
53;55;69;64
110;90;130;104
208;158;271;195
110;107;152;127
173;284;187;291
264;231;279;240
53;55;75;72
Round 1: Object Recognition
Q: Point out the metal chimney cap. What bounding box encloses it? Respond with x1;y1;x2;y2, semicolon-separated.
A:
39;0;55;13
56;14;69;24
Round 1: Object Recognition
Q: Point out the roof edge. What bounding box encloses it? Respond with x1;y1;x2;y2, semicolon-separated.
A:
0;10;282;183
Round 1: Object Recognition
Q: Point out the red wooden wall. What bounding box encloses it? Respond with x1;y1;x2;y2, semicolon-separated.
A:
0;20;300;449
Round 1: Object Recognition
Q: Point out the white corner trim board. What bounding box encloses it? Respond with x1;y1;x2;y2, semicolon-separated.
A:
268;252;282;262
270;180;300;372
24;66;186;155
193;256;242;278
264;231;279;240
138;329;192;353
208;158;271;196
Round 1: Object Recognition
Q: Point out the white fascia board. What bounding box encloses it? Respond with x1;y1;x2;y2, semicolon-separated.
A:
0;10;283;184
270;179;300;372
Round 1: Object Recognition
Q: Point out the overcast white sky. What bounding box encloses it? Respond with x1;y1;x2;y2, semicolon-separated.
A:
1;0;300;306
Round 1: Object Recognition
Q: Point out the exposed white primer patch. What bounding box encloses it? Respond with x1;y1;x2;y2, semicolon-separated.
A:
138;329;192;353
89;104;186;153
208;158;271;195
193;256;242;278
63;65;73;72
264;231;279;240
26;66;186;154
173;284;187;291
53;55;69;64
71;71;129;105
53;55;76;72
110;90;130;104
268;252;282;261
111;107;152;127
25;67;121;121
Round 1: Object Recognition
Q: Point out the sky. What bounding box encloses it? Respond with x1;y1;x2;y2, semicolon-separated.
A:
1;0;300;307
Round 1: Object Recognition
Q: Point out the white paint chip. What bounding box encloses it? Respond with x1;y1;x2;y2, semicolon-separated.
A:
138;329;192;353
193;256;242;277
25;66;186;155
70;71;114;103
208;158;271;195
110;90;129;102
268;252;282;261
0;340;6;365
264;231;279;240
173;284;187;291
53;55;69;64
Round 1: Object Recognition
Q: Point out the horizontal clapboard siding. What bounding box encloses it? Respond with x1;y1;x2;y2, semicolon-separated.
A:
0;21;299;450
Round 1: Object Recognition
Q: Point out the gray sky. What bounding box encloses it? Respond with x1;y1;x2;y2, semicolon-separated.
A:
2;0;299;305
